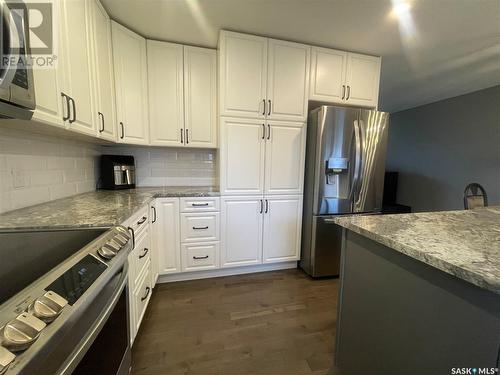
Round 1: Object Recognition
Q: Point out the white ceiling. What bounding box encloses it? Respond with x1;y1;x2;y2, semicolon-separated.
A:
101;0;500;113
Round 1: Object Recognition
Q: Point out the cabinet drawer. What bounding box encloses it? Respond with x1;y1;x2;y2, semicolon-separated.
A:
133;262;152;331
131;227;151;286
181;242;219;271
180;197;220;212
126;205;149;236
180;212;220;242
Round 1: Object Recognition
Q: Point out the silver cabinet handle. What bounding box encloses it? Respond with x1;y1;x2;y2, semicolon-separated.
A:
346;85;351;100
192;203;209;207
120;122;124;139
262;99;266;115
342;85;346;100
193;255;209;260
69;97;76;123
192;226;209;230
151;206;157;223
139;248;149;259
141;287;150;302
137;216;147;225
268;99;271;116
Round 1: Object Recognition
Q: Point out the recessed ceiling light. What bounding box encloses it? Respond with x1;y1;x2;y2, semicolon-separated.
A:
390;1;411;18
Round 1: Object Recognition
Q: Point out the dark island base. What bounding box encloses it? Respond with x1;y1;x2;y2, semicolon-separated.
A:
336;230;500;375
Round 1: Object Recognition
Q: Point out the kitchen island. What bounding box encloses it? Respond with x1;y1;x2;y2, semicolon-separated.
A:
334;207;500;375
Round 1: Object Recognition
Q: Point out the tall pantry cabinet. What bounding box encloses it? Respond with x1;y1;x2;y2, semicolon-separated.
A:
218;31;307;267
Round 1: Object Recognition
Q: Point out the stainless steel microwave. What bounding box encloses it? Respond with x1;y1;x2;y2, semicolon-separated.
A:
0;0;35;120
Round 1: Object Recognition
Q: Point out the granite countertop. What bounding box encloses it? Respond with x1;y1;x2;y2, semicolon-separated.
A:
334;207;500;295
0;187;219;231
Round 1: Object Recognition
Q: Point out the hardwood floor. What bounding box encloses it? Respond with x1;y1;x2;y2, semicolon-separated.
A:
131;269;340;375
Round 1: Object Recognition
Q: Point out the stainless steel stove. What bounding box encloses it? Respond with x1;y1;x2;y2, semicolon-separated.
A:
0;226;133;375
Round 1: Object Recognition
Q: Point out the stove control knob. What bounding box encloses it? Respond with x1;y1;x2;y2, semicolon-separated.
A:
115;226;130;239
0;313;46;351
0;346;15;375
28;291;68;323
106;240;121;253
113;234;128;246
97;244;117;260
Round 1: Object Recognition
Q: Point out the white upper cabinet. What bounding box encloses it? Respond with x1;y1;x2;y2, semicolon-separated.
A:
221;196;264;267
309;47;381;108
59;0;95;135
147;40;184;146
219;31;310;122
267;39;309;122
183;46;217;148
264;121;306;195
219;31;268;119
220;117;266;195
262;195;302;263
345;53;381;108
90;0;116;142
112;21;149;145
309;47;347;103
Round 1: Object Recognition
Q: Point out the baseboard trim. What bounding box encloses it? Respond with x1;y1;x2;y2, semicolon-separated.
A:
157;261;298;283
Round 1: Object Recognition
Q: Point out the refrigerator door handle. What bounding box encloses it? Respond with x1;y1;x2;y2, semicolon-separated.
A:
349;119;362;205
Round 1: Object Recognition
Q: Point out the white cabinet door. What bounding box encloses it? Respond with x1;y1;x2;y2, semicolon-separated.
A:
155;198;181;274
221;197;263;267
345;53;381;108
262;195;302;263
220;117;266;195
267;39;309;122
264;121;306;195
219;31;267;119
309;47;347;103
112;21;149;145
90;0;116;141
59;0;95;136
147;40;184;146
184;46;217;148
149;203;159;285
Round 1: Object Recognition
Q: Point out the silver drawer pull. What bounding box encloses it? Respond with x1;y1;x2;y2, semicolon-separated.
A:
137;216;147;225
193;255;209;260
192;203;209;207
141;287;151;302
138;248;149;259
192;226;209;230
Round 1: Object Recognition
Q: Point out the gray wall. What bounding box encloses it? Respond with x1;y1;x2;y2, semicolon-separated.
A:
386;85;500;212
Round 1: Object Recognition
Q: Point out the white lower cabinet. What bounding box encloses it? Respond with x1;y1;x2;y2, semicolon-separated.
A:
220;196;263;267
181;242;219;272
262;196;303;263
131;261;152;342
155;198;181;274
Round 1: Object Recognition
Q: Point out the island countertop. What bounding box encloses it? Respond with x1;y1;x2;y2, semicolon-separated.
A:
0;186;219;231
334;207;500;295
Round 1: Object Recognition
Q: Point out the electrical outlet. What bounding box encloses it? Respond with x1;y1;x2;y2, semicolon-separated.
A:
12;170;28;188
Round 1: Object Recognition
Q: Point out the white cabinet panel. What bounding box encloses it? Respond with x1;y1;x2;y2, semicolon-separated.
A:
309;47;347;103
59;0;95;135
220;117;266;195
147;40;184;146
345;53;381;108
263;195;302;263
219;31;267;119
32;65;65;127
112;21;149;144
180;197;220;213
90;0;116;141
221;197;263;267
132;262;152;338
184;46;217;148
181;242;219;272
155;198;181;274
264;121;306;195
267;39;309;122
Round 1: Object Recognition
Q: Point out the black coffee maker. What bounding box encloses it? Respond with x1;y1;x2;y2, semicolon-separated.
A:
100;155;136;190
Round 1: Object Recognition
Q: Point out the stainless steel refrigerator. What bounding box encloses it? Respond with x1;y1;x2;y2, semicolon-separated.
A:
300;105;389;277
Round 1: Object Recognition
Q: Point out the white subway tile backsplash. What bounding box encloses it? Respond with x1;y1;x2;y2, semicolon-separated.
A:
0;128;100;214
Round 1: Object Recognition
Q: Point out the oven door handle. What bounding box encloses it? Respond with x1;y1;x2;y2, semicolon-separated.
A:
57;261;129;375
